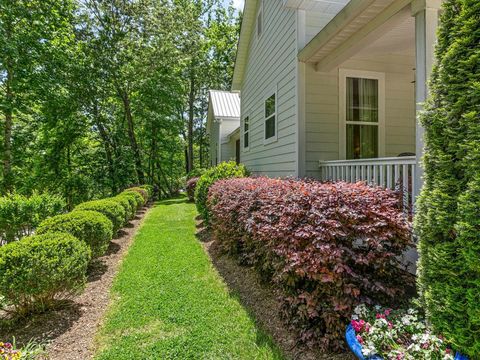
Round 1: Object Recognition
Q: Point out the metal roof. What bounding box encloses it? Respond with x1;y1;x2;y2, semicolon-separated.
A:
209;90;241;119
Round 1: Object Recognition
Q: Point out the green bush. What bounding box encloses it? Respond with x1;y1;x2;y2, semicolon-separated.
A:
74;199;125;233
0;192;65;244
415;1;480;357
195;161;248;224
186;168;206;180
111;196;134;221
37;211;113;258
0;232;90;315
125;187;149;203
139;184;154;199
114;194;137;219
121;190;145;209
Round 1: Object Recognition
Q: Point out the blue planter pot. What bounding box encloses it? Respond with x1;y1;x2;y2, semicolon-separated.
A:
345;324;468;360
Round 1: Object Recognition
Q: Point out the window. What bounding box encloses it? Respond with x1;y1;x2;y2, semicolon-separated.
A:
257;1;263;38
264;92;276;141
243;116;250;149
340;70;385;159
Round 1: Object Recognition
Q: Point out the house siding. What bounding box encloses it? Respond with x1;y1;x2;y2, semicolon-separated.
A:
221;131;240;162
305;53;416;178
240;0;298;177
209;118;220;166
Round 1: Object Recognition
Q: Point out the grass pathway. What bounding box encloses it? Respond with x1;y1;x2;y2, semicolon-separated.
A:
95;197;282;360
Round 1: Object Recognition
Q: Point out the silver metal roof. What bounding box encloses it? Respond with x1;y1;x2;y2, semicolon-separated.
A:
209;90;240;119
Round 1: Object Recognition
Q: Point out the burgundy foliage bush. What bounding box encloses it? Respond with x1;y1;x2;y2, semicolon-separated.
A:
207;177;414;351
186;177;199;202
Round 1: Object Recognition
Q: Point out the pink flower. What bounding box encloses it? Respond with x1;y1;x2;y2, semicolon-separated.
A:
446;348;452;354
385;308;392;316
376;313;386;319
365;322;371;333
351;319;365;332
388;321;393;329
356;335;364;344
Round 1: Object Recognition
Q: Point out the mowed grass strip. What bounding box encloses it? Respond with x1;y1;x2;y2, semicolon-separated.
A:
95;197;283;360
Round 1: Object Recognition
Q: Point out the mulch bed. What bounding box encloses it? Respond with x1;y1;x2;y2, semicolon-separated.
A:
0;207;150;360
197;218;354;360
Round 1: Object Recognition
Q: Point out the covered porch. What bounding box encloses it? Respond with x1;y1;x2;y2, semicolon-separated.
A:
297;0;442;210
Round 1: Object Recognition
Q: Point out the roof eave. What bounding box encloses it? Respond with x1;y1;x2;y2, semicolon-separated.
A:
231;0;259;91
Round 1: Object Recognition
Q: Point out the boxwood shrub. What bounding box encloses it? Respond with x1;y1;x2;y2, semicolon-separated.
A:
138;185;154;199
114;194;137;219
415;1;480;356
74;199;125;233
121;190;144;209
37;211;113;258
195;161;248;224
125;187;148;203
111;196;135;222
208;177;413;350
0;232;90;315
0;192;65;244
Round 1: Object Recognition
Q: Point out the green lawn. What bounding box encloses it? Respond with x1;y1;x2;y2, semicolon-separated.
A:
95;196;282;360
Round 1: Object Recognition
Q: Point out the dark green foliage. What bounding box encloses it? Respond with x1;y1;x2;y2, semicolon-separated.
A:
415;1;480;356
121;190;145;209
195;161;248;224
37;210;113;258
0;192;65;244
74;199;126;233
0;232;90;315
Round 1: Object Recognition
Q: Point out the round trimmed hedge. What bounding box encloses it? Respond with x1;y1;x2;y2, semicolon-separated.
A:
139;184;154;199
111;196;134;222
121;190;144;209
0;232;90;315
125;187;148;203
195;161;248;224
37;210;113;258
74;199;125;233
114;194;137;218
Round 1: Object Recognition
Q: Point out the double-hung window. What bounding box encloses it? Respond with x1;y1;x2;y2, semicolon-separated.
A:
340;70;385;159
264;92;276;142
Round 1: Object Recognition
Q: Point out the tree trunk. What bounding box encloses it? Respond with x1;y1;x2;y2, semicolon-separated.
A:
96;120;117;194
118;87;144;184
187;72;195;173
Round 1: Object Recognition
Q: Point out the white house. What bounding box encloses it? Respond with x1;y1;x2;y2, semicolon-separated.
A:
226;0;442;209
206;90;241;166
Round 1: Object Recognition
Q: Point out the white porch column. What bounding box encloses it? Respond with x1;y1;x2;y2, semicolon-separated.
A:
411;0;442;201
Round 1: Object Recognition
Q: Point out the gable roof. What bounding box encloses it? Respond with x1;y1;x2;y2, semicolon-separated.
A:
209;90;241;119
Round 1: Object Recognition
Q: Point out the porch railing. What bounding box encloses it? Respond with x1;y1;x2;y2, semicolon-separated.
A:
319;156;416;212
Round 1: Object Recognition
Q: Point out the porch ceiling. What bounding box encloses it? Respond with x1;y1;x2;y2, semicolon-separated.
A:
298;0;413;71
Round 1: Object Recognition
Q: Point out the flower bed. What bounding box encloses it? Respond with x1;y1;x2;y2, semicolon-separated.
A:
207;177;414;350
347;305;467;360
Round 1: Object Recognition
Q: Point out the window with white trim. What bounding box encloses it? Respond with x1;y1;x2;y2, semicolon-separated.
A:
256;1;263;38
243;116;250;149
264;92;276;141
340;70;385;160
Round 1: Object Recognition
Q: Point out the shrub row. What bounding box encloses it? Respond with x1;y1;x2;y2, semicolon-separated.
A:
0;186;151;315
207;177;414;350
195;161;248;224
0;192;65;244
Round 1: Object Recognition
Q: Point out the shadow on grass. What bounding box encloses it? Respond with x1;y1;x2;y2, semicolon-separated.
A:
198;227;353;360
0;301;82;349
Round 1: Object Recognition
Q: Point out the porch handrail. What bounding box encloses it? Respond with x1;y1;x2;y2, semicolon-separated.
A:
319;156;416;212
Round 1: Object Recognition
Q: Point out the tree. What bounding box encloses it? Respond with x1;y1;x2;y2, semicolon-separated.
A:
415;0;480;356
